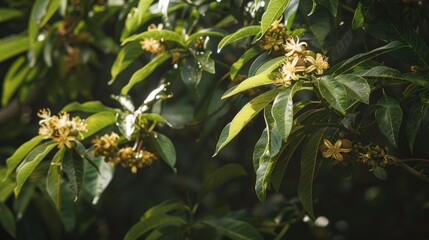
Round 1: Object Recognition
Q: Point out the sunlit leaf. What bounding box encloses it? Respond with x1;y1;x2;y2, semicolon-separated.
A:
122;30;185;46
336;74;370;104
110;41;143;81
230;46;262;80
0;34;29;63
2;57;30;106
218;25;261;51
316;76;348;114
0;8;23;23
272;88;294;141
261;0;290;36
81;111;117;139
190;50;215;74
62;101;118;113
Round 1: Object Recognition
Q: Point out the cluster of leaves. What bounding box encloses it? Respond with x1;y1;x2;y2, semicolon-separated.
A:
1;0;429;239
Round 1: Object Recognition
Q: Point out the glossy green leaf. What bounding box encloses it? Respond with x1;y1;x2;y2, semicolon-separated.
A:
116;113;136;139
230;46;262;80
375;94;402;147
84;156;115;205
403;73;429;89
5;136;45;180
62;101;118;113
121;52;172;95
0;34;29;63
222;57;284;99
203;217;263;240
2;57;31;106
62;150;84;200
124;215;185;240
112;95;135;112
123;0;155;38
336;74;370;104
329;41;404;76
198;163;247;201
14;142;57;197
261;0;290;36
180;57;203;88
186;31;225;46
122;30;185;46
0;169;15;202
111;41;143;81
46;147;66;209
152;132;176;172
218;25;261;51
0;202;15;237
214;89;281;155
297;128;327;220
284;0;300;29
329;30;353;61
316;76;348;114
359;66;402;80
272;88;294;141
190;50;215;74
299;0;330;51
406;100;428;153
28;0;49;47
0;9;23;23
139;113;167;124
142;200;186;219
81;111;117;139
317;0;338;17
40;0;61;26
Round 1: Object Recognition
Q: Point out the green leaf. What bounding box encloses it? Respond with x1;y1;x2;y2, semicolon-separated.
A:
230;46;262;80
123;0;155;38
62;101;118;113
316;0;338;17
406;100;428;153
142;200;186;220
203;217;263;240
0;169;15;202
124;215;185;240
151;133;176;172
261;0;290;36
351;2;363;30
375;94;403;147
335;74;370;104
110;41;143;81
14;142;57;197
0;202;15;237
329;41;405;76
46;147;66;209
299;0;330;51
272;88;294;141
28;0;49;47
329;29;353;61
0;34;29;63
4;135;45;180
222;57;284;99
2;57;30;106
180;57;203;88
403;73;429;89
214;89;281;155
122;30;185;46
140;113;168;124
112;95;135;112
40;0;61;26
297;128;327;220
198;163;247;201
316;76;348;114
62;150;84;200
359;66;402;80
373;166;387;181
84;156;115;205
186;30;225;46
116;113;136;139
190;50;215;74
81;111;117;139
218;25;261;51
121;52;172;95
0;9;23;23
284;0;300;29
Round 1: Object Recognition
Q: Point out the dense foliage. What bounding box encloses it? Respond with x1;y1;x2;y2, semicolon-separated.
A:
1;0;429;239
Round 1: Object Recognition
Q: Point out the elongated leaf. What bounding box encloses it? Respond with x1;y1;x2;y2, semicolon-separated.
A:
190;50;215;74
316;76;348;114
198;163;247;201
28;0;49;47
253;129;269;171
1;55;28;106
40;0;60;26
46;147;66;209
0;34;29;63
329;29;353;61
122;30;185;46
317;0;339;17
62;101;118;113
0;9;23;23
406;100;429;153
121;52;172;95
14;142;57;197
142;200;186;219
375;94;402;147
222;57;284;99
336;74;370;104
329;41;404;76
359;66;402;80
5;135;45;180
124;215;185;240
152;133;176;172
403;73;429;89
186;31;225;46
218;26;261;51
84;156;114;205
261;0;290;36
81;111;117;139
230;46;262;80
62;150;84;200
0;169;15;202
297;128;327;220
299;0;330;51
272;88;294;141
214;89;281;155
124;0;155;38
203;218;263;240
110;41;142;81
0;202;15;237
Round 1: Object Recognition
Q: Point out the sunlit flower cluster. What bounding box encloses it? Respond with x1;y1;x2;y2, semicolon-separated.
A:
38;108;87;149
259;20;289;54
274;36;329;87
92;132;119;162
140;24;166;55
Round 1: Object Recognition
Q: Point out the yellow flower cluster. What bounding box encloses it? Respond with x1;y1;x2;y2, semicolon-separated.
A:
259;21;289;54
140;24;165;55
274;36;329;87
92;133;157;173
38;109;87;148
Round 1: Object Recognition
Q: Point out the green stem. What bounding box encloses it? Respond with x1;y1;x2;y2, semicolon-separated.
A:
396;159;429;184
